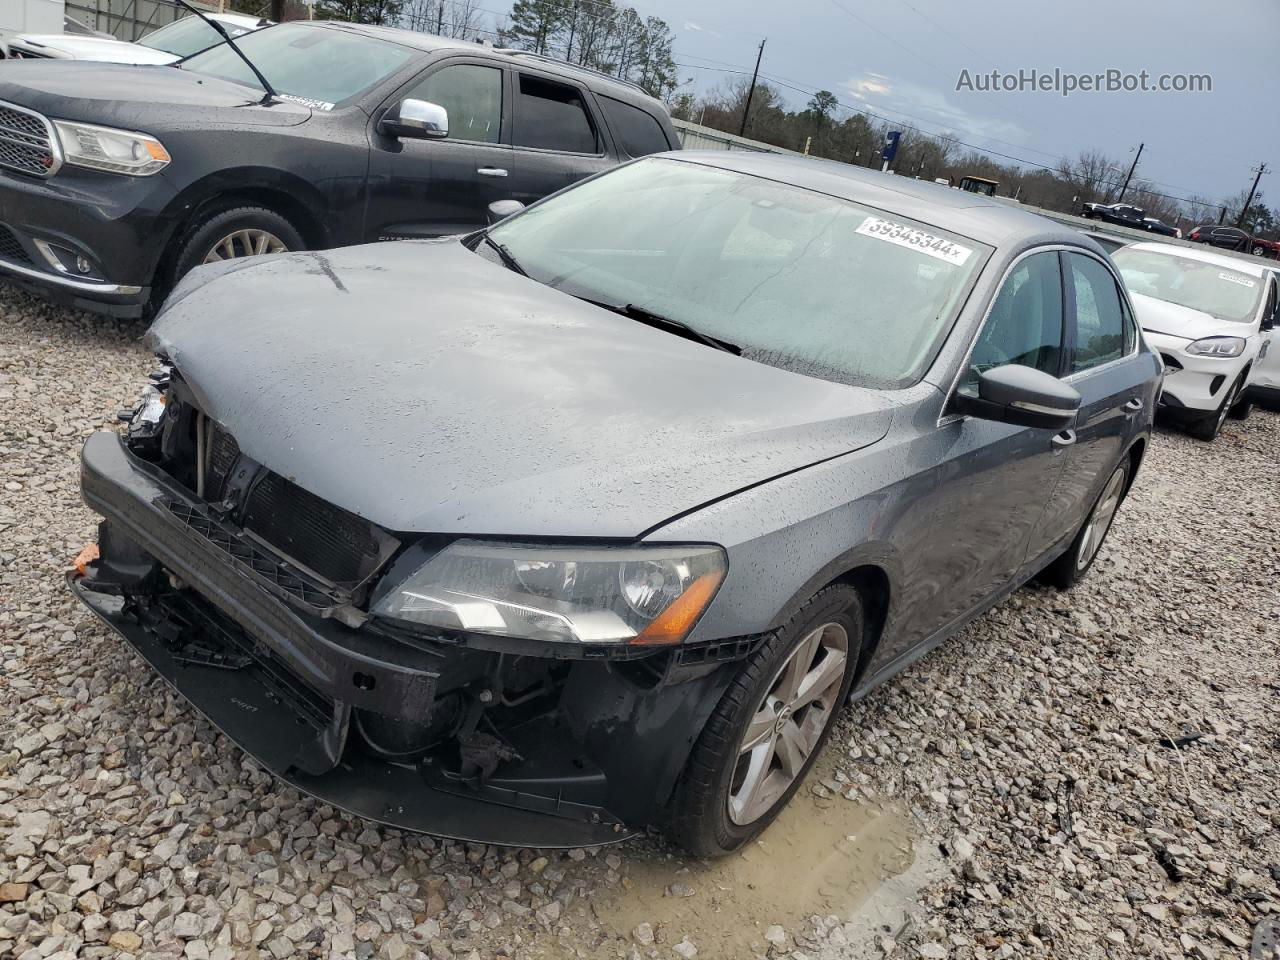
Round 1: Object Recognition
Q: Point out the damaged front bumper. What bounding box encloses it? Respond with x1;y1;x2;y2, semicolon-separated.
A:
71;431;743;847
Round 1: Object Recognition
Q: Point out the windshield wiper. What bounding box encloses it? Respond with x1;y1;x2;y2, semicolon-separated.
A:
585;299;741;355
171;0;277;104
481;234;526;276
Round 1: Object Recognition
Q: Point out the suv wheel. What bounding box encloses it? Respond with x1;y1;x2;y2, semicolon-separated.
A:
173;207;304;283
669;585;861;858
1041;458;1131;589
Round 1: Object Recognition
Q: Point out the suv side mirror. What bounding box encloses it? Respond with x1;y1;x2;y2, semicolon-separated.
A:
954;364;1081;430
1263;307;1277;332
380;98;448;140
487;199;525;224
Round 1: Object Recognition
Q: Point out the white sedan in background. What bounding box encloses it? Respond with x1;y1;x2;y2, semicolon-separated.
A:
1112;241;1278;441
3;12;265;65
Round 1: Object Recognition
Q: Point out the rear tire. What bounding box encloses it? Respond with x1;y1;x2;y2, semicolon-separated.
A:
1041;458;1131;589
669;585;862;858
172;206;304;285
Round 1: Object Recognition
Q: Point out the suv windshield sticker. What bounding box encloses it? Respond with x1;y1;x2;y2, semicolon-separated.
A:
1218;272;1256;288
856;216;973;266
278;93;335;111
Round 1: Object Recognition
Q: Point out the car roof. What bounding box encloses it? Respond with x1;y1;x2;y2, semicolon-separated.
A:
663;151;1089;249
1123;240;1273;277
309;21;660;107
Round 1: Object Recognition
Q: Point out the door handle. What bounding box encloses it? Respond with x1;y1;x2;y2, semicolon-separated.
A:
477;167;508;177
1051;429;1077;452
1122;397;1143;415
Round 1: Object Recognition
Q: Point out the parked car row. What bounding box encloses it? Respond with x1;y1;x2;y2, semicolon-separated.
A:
0;18;1267;857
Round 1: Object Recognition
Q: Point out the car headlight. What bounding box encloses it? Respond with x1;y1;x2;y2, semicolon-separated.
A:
52;119;170;176
1185;336;1246;358
373;540;726;645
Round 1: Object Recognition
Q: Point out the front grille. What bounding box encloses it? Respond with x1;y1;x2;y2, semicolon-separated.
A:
162;496;344;610
1159;353;1183;371
0;224;31;265
243;472;390;586
0;101;57;177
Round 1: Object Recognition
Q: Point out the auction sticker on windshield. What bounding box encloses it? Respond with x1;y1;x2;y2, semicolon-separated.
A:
1218;272;1256;288
856;216;973;266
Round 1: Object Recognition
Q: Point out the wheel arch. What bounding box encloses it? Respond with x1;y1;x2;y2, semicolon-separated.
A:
154;169;334;291
765;553;896;687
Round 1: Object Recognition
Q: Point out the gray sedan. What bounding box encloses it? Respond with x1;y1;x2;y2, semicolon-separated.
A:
70;152;1160;857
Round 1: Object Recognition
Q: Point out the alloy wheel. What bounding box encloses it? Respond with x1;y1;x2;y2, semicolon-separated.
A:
1076;466;1126;571
203;229;289;263
727;622;848;826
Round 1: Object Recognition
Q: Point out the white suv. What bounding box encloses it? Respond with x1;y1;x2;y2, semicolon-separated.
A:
1112;241;1278;441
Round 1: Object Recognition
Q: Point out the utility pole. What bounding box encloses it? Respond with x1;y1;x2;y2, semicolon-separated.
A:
1236;162;1270;228
436;0;444;33
738;38;766;138
1117;143;1143;202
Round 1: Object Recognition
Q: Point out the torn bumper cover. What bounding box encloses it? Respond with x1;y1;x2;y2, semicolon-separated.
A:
71;431;740;847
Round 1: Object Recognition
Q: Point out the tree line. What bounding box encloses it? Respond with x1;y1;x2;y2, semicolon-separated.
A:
672;77;1276;236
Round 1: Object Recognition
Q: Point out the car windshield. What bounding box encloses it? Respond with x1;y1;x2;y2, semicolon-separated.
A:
1112;247;1263;323
181;23;415;108
486;158;989;387
140;15;253;58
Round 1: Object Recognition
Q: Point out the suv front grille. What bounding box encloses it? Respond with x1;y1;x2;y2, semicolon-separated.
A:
0;101;57;177
0;224;31;264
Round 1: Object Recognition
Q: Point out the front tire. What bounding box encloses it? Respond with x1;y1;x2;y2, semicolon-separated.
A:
669;585;862;858
1188;374;1244;441
172;206;304;284
1041;458;1131;589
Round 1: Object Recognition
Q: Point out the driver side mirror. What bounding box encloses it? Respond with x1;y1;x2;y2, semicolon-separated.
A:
953;364;1081;430
379;98;448;140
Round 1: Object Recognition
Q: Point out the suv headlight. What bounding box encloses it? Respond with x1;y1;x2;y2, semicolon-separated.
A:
1185;336;1245;357
52;119;170;176
373;540;726;645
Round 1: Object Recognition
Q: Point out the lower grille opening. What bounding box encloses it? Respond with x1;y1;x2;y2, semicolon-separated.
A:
0;224;32;265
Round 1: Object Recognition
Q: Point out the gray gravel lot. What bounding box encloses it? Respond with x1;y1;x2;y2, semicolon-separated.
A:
1;285;1278;960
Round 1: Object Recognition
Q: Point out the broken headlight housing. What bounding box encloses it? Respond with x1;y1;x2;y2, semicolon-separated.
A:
373;540;726;645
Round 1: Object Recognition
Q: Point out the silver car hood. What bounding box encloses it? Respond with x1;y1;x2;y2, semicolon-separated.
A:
149;241;894;538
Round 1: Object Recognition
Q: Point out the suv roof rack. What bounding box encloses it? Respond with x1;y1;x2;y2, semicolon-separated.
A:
495;49;648;95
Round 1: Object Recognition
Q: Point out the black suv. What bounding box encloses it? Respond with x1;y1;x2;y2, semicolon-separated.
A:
0;21;677;316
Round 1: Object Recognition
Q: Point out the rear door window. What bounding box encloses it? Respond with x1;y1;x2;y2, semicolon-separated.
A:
600;96;670;157
513;74;598;154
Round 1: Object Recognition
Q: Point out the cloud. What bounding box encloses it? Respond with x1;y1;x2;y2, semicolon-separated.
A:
683;21;703;31
840;71;1029;148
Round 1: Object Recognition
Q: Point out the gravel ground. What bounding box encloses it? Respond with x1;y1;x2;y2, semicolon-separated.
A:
2;285;1278;960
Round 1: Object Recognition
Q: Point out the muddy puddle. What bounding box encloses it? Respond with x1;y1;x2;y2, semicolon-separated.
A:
585;765;942;959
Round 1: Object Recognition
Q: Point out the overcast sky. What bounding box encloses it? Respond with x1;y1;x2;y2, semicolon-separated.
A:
639;0;1277;208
